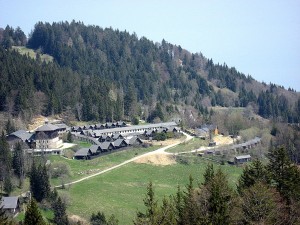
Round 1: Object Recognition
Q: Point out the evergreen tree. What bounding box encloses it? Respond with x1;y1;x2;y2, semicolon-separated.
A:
5;119;15;134
240;182;277;224
208;168;232;225
66;131;73;143
30;162;50;202
90;211;107;225
24;198;46;225
237;159;270;193
12;142;25;185
53;196;69;225
203;163;214;185
268;146;300;202
134;182;159;225
181;175;199;225
3;175;13;195
174;186;184;225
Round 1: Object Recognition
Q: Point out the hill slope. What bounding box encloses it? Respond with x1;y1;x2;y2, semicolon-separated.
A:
0;21;299;126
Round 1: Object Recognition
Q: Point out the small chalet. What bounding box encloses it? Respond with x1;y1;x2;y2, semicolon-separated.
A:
0;196;20;215
99;135;112;142
113;139;128;149
74;148;92;160
89;145;100;155
98;142;114;152
72;126;83;133
234;155;251;164
116;121;126;127
125;136;143;146
112;133;123;140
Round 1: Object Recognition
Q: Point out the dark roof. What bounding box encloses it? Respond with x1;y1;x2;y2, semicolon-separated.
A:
126;136;143;145
113;139;127;147
74;148;92;156
95;122;178;135
89;145;99;154
99;142;113;150
0;197;19;209
36;123;59;132
9;130;33;141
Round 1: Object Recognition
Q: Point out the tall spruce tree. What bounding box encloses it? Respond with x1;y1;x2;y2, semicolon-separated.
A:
237;159;270;193
12;142;25;186
134;182;159;225
53;196;69;225
24;198;46;225
208;168;232;225
268;146;300;202
30;162;50;202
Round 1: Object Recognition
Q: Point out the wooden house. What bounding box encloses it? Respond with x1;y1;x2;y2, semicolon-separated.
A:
0;196;20;216
98;142;114;152
74;148;92;160
113;139;128;149
234;155;251;164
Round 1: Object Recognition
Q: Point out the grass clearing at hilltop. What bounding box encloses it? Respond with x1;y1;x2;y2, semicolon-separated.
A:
60;156;242;225
12;46;53;63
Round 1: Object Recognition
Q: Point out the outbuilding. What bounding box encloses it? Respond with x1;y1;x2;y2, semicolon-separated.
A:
234;155;251;164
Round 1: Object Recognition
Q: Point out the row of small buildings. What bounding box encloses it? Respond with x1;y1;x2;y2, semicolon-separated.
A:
72;122;181;160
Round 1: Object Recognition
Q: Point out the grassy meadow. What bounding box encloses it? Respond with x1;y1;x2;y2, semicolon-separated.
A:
60;156;243;224
49;145;161;186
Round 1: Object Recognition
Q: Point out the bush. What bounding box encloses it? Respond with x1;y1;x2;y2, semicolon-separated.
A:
49;162;71;178
153;132;167;141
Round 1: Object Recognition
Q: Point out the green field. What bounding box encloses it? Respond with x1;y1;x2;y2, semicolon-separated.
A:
49;145;160;185
166;137;209;153
61;157;242;224
12;46;53;63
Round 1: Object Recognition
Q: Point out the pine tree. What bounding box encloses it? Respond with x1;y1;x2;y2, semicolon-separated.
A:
174;186;184;225
53;196;69;225
208;168;232;225
203;163;214;185
90;211;107;225
3;175;13;195
241;182;277;224
134;181;159;225
268;146;300;202
12;142;25;186
237;159;270;193
30;162;50;202
24;198;46;225
182;175;198;225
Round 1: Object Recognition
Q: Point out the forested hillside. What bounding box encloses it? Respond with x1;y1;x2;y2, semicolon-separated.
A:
0;21;299;125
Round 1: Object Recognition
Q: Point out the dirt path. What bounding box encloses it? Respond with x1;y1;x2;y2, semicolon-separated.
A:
54;132;192;188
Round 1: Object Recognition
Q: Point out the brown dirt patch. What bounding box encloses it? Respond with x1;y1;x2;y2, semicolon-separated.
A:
69;215;89;225
134;153;176;166
213;135;233;146
145;139;181;146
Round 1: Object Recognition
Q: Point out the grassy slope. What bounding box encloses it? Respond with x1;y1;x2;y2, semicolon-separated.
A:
49;145;160;186
12;46;53;63
61;158;242;224
166;137;209;153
